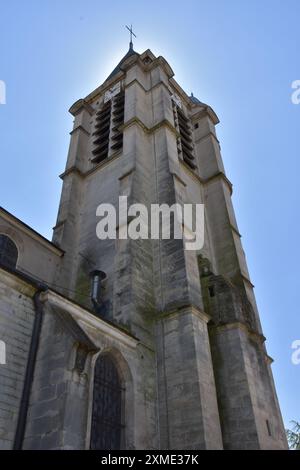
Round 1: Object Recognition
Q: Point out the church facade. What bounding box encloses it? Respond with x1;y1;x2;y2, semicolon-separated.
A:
0;44;288;450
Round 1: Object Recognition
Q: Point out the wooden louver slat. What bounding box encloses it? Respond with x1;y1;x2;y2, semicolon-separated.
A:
92;101;112;163
110;91;125;152
176;106;196;170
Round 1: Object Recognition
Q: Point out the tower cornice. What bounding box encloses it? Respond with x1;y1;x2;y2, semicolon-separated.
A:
190;106;219;125
69;98;94;117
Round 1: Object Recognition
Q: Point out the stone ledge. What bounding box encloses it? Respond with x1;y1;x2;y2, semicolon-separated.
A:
0;266;39;296
69;99;94;117
59;151;122;180
194;130;220;146
156;303;211;324
70;124;90;137
209;320;266;345
190;106;219;125
121;116;180;139
178;160;233;195
41;290;139;350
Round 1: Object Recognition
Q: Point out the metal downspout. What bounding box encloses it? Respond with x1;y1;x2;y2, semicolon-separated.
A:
13;285;47;449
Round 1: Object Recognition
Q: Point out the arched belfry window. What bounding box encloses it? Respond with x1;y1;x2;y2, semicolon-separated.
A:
0;234;18;269
90;354;124;450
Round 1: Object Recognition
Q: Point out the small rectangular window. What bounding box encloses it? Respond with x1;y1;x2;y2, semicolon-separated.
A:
208;286;215;298
266;419;272;436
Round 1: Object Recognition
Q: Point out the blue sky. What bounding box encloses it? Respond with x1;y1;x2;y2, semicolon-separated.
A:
0;0;299;428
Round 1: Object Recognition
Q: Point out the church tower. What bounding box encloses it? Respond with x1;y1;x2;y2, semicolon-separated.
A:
47;41;287;449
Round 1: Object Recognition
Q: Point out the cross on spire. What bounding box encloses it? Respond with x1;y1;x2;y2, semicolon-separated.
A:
125;24;136;50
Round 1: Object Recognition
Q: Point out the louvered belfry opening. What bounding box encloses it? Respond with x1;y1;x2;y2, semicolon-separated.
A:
92;100;112;163
111;91;125;152
176;106;196;170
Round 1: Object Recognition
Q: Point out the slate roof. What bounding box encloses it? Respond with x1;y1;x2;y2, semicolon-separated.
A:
106;44;139;81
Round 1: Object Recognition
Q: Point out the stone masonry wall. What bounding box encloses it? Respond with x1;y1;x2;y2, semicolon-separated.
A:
0;270;35;449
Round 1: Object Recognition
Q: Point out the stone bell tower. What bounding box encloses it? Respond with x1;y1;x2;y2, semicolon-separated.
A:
52;40;287;449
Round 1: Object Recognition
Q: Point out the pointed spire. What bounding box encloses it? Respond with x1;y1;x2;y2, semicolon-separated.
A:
105;44;139;82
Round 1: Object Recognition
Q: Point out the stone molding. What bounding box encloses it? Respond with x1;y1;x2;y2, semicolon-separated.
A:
0;208;63;256
41;290;139;350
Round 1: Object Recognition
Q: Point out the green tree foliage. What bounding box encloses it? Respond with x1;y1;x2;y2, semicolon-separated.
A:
286;421;300;450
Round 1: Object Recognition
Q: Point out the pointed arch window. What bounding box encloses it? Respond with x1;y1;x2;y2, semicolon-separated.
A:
0;235;18;269
90;354;124;450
